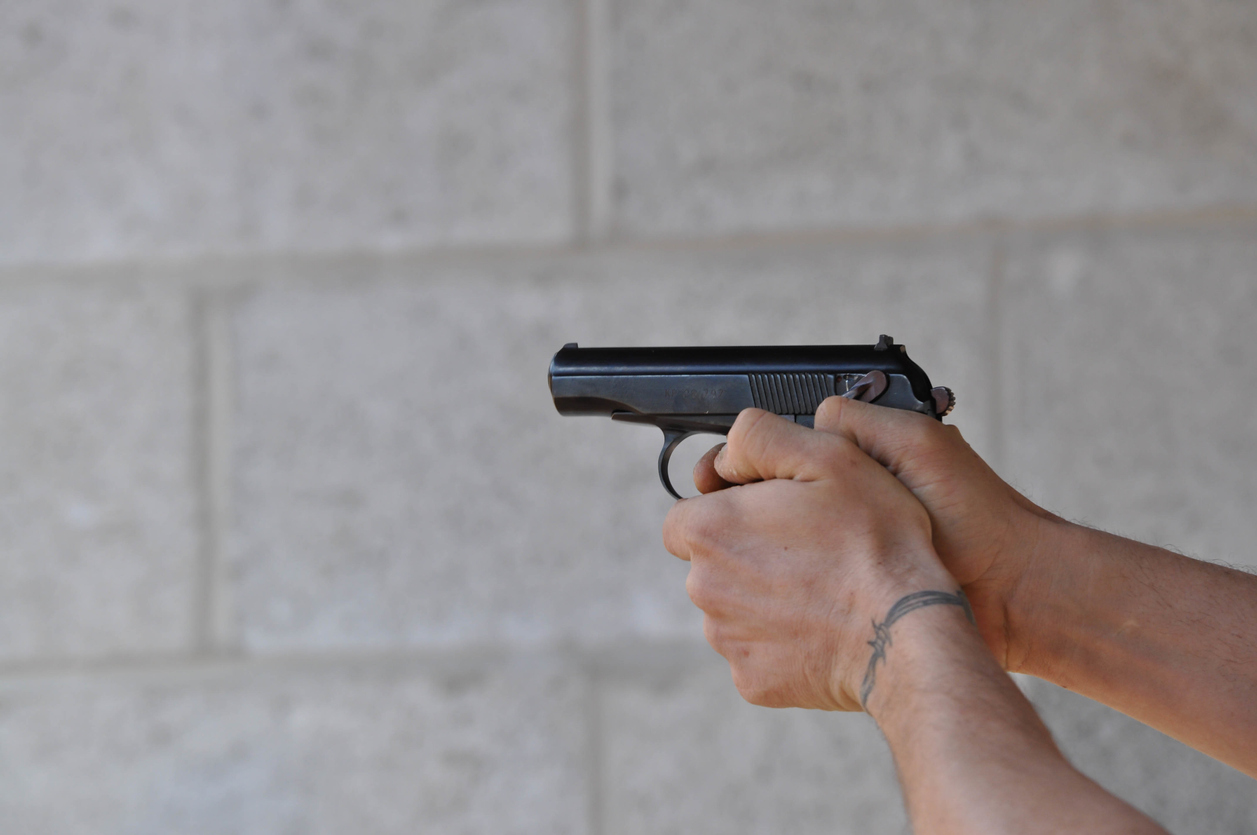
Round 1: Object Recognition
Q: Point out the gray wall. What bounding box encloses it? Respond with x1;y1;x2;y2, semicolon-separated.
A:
1;0;1255;832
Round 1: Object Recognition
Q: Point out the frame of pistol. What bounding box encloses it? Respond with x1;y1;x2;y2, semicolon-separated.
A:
549;334;954;499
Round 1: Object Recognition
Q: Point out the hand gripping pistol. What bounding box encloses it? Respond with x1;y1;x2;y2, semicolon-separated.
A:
549;334;955;499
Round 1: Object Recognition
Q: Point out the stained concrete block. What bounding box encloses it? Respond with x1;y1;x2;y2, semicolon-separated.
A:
600;658;907;835
0;661;587;835
0;281;198;660
1022;679;1257;833
609;0;1257;237
0;0;574;264
1003;224;1257;566
227;240;991;651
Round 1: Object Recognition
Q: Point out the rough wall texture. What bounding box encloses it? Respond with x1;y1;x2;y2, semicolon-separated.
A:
0;0;1254;832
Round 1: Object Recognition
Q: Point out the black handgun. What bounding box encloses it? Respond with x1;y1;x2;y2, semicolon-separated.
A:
549;334;954;499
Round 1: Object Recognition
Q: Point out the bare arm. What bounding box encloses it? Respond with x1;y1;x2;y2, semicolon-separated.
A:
1014;522;1257;773
869;602;1164;835
804;396;1257;777
665;409;1166;834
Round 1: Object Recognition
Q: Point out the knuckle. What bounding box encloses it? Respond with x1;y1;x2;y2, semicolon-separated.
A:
701;614;722;646
814;395;846;429
661;511;688;558
799;432;861;477
687;501;734;552
663;498;732;559
730;665;758;700
727;408;775;463
731;667;783;708
729;407;771;444
846;505;883;538
904;410;945;443
813;435;859;472
687;571;716;612
941;423;968;448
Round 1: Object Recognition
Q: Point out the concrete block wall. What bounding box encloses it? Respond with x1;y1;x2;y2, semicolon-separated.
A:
1;1;1254;831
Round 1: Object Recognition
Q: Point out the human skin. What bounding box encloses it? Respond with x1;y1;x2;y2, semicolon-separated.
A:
664;408;1169;834
792;396;1257;778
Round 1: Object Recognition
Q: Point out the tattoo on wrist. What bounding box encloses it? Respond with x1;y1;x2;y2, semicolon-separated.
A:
859;589;976;707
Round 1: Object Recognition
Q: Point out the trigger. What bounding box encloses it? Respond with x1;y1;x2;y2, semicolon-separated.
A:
658;430;694;501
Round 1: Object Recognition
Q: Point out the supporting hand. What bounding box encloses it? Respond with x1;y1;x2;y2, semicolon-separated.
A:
694;397;1056;672
664;408;961;711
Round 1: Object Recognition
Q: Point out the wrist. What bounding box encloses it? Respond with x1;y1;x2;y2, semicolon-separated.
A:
816;542;963;711
866;605;1064;766
1002;516;1094;677
865;606;1169;835
865;600;1006;727
839;575;977;716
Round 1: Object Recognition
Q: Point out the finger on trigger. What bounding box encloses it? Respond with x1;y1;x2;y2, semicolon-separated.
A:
694;443;732;494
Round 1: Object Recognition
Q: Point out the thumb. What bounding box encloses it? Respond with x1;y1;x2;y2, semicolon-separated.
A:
813;395;942;475
714;408;854;484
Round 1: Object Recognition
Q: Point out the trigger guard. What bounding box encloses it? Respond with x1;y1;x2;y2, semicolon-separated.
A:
658;430;697;501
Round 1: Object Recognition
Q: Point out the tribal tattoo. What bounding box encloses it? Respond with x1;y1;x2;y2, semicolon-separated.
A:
859;589;976;707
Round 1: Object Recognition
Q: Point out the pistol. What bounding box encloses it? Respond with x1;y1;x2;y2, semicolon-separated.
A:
549;334;955;499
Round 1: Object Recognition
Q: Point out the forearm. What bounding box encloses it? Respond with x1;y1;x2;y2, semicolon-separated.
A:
800;397;1257;779
869;605;1167;835
1011;520;1257;776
